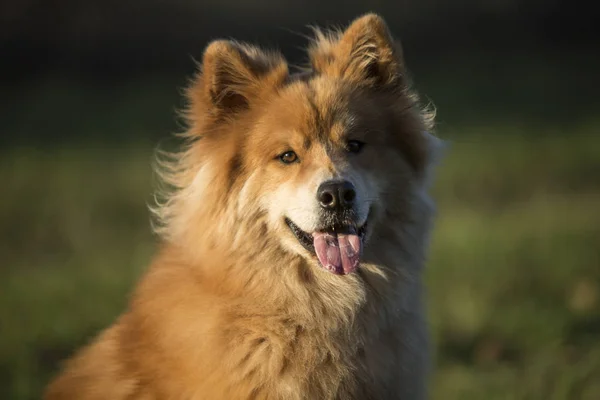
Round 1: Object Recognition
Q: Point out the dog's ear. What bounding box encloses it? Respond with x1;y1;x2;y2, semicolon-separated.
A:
193;40;288;119
309;14;404;88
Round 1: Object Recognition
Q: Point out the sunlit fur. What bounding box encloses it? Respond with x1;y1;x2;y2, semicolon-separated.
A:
45;13;442;400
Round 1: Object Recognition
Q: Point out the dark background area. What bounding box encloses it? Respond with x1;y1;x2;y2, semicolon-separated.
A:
1;1;599;399
2;0;599;145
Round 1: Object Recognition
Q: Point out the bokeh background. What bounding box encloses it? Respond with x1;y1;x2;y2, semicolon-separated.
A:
1;1;599;399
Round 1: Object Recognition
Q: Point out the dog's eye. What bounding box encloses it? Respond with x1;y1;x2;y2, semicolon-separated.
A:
346;140;365;154
279;150;299;164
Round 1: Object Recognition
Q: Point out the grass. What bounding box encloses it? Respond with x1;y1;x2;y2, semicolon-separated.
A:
427;126;600;399
1;119;599;399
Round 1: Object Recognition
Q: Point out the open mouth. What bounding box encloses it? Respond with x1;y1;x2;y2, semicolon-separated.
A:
285;218;368;275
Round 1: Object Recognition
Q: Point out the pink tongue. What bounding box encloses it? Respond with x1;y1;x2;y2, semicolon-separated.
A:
313;230;362;275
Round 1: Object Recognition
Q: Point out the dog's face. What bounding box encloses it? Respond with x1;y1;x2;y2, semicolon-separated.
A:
245;80;383;275
168;14;433;274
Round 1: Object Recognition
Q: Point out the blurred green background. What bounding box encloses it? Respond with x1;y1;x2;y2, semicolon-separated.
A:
1;1;599;399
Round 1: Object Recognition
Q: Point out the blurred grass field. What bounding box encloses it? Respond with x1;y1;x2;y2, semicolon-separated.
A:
1;109;599;398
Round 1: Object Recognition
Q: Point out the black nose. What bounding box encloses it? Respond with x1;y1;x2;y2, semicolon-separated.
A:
317;180;356;210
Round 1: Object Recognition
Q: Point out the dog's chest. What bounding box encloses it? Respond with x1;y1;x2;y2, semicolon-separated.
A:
234;299;406;399
268;320;403;400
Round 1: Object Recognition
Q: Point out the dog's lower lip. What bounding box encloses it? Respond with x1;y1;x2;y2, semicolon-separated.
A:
285;218;315;252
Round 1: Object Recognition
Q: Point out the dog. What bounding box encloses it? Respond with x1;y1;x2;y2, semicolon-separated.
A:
45;13;440;400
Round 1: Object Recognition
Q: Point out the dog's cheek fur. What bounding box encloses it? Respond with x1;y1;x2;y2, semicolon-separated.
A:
151;39;293;257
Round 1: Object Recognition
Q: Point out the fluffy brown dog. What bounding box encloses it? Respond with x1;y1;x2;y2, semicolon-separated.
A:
45;13;440;400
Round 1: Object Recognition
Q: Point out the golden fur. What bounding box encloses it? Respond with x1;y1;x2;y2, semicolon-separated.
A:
45;14;440;400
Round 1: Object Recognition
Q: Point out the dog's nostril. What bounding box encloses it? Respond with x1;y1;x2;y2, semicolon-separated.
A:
343;189;355;203
320;192;335;206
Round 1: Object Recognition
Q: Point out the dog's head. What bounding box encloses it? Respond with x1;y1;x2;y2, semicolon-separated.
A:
155;14;437;275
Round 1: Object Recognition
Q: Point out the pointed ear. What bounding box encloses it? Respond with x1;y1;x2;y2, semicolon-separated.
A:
309;14;404;87
193;40;288;119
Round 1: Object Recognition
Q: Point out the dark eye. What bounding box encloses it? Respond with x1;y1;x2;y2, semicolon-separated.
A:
346;140;365;154
279;150;298;164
